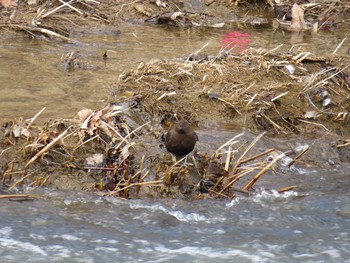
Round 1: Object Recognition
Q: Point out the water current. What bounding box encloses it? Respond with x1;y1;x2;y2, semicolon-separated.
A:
1;170;350;263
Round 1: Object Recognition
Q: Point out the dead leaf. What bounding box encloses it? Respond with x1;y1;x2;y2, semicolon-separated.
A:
0;0;17;8
12;124;21;138
171;12;184;20
87;112;102;135
78;105;118;138
210;23;225;28
79;110;97;137
84;153;106;174
78;109;94;122
291;3;307;31
119;142;135;163
38;131;60;145
133;3;153;17
304;111;318;119
101;105;112;121
20;127;31;140
156;12;178;26
99;120;113;138
156;0;166;8
333;112;349;121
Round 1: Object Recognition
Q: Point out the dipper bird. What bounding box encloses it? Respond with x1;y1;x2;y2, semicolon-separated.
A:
165;119;198;158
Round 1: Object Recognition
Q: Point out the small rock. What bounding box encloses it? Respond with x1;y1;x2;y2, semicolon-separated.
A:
84;153;106;175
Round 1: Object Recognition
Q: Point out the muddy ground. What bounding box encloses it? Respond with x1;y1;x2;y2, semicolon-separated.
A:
0;0;350;199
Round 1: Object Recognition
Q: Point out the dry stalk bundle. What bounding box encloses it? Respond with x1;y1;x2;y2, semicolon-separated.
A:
160;131;300;200
0;104;159;198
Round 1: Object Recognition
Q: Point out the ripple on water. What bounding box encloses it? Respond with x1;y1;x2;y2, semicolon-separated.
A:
1;173;350;263
129;202;209;223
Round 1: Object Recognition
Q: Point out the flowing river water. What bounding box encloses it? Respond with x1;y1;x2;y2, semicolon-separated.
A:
1;22;350;262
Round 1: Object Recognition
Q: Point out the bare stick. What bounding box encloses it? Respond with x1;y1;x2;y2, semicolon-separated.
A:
209;189;234;199
298;119;329;131
130;155;145;180
115;121;150;150
260;113;286;134
84;0;101;4
2;170;25;176
240;81;256;96
224;145;232;171
171;155;187;167
41;0;76;18
1;147;12;157
193;41;211;56
8;173;31;191
73;134;99;151
303;67;332;91
107;180;163;195
247;93;258;105
13;25;79;43
233;131;266;172
157;91;176;101
277;185;297;193
39;175;50;187
240;148;275;164
243;152;285;191
304;64;350;92
288;145;309;167
25;127;71;168
217;98;242;115
85;167;117;171
210;176;224;191
26;107;46;129
264;44;284;55
58;0;83;15
312;64;350;89
333;37;347;55
0;194;39;199
337;141;350;148
295;52;312;64
271;92;289;102
219;168;255;194
101;120;128;141
140;170;150;181
212;133;244;158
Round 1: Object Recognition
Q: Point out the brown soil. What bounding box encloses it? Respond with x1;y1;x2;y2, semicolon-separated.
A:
112;49;350;134
1;0;349;199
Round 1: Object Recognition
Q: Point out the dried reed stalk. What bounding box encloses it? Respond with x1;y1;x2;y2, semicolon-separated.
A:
243;152;285;191
25;126;71;168
13;25;79;43
26;107;46;129
212;133;244;158
298;119;329;131
304;65;350;92
115;121;150;150
0;194;39;199
277;186;297;193
232;131;266;172
288;146;309;167
218;168;255;195
333;37;347;55
107;180;163;196
8;173;31;191
240;148;275;165
41;0;83;18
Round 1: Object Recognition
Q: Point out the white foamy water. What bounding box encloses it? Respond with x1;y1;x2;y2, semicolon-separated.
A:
129;202;209;223
1;169;350;263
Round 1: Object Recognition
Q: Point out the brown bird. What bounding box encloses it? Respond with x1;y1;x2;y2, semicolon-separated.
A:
165;119;198;157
